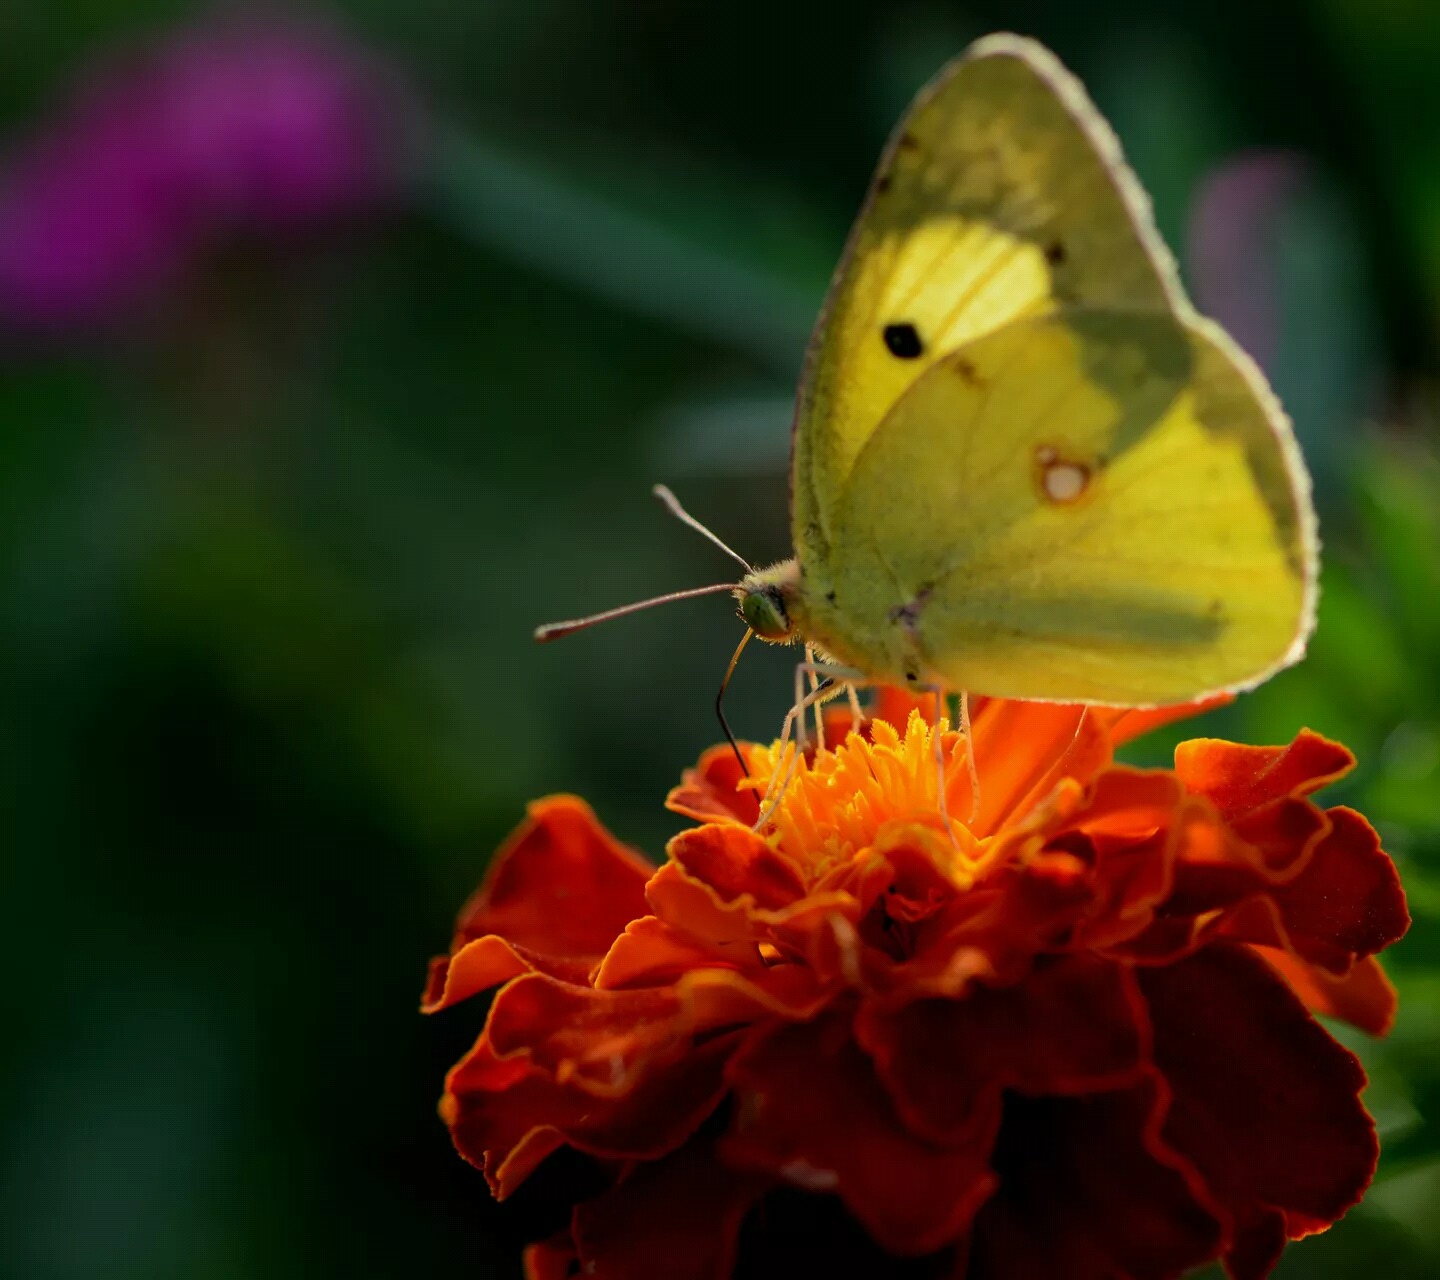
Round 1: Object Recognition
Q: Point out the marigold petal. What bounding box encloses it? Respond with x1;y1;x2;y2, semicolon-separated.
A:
1255;950;1398;1037
486;975;690;1096
1155;808;1409;981
1256;807;1409;963
668;823;808;908
1101;693;1234;747
1223;1209;1289;1280
969;702;1108;837
932;851;1095;981
858;955;1148;1142
595;916;758;989
523;1234;580;1280
1140;944;1378;1245
445;1031;736;1196
1175;732;1354;819
723;1012;999;1256
964;1081;1223;1280
424;796;652;1011
667;744;760;826
645;860;758;946
571;1140;769;1280
422;937;588;1013
1067;771;1191;948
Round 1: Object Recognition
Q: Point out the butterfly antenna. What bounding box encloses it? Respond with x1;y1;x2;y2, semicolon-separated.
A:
534;582;737;642
716;628;754;777
653;484;753;573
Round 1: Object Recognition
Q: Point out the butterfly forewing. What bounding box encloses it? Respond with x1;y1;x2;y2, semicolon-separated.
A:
791;34;1189;564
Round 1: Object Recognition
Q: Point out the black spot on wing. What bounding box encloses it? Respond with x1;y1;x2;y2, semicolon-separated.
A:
882;322;924;359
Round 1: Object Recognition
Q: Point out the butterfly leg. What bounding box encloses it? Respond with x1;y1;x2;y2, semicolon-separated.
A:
805;644;826;753
753;661;865;832
914;684;980;846
846;681;864;727
913;683;955;837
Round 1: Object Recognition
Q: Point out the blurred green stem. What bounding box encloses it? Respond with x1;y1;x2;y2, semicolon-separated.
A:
424;125;816;376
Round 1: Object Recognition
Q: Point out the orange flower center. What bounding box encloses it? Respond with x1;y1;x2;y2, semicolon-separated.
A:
746;712;996;889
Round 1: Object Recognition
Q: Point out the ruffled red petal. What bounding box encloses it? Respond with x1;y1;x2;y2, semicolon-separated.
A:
858;954;1148;1142
522;1234;579;1280
1139;944;1378;1275
968;702;1109;837
595;916;756;989
445;1030;736;1195
1175;732;1354;819
963;1081;1223;1280
668;824;808;908
723;1012;998;1255
1241;807;1409;969
668;744;760;826
1257;950;1398;1036
423;796;652;1011
486;974;692;1095
571;1140;768;1280
1100;693;1233;747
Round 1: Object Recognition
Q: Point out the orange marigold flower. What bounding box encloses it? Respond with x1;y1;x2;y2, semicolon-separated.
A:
423;691;1409;1280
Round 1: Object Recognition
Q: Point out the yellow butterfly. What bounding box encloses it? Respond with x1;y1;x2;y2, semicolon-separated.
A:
540;33;1317;732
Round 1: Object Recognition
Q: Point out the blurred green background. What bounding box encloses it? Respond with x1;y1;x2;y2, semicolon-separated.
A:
2;2;1438;1277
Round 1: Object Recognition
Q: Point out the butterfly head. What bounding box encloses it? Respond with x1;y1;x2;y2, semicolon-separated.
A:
736;559;801;642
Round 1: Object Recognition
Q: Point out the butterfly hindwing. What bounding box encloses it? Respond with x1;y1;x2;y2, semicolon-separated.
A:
814;308;1315;704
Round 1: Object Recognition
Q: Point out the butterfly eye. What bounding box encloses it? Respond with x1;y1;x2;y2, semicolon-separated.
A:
740;587;791;640
882;322;924;359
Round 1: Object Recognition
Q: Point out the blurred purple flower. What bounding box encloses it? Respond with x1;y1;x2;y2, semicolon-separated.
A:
1187;149;1307;372
0;17;414;332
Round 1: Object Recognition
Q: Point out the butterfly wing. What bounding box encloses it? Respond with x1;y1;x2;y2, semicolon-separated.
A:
792;33;1187;568
788;32;1316;703
816;308;1316;704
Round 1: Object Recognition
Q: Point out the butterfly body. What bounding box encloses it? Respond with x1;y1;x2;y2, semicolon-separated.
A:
731;33;1316;708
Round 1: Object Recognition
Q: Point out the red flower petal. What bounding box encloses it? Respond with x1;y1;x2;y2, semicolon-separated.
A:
668;823;808;908
1175;732;1353;819
422;936;559;1013
969;702;1110;837
571;1140;768;1280
445;1031;736;1195
1139;944;1378;1259
595;916;759;989
1253;807;1409;966
931;850;1095;981
858;954;1148;1142
723;1011;999;1255
486;974;690;1096
523;1234;579;1280
1255;951;1398;1037
668;744;760;826
964;1081;1223;1280
1101;693;1234;747
423;796;652;1011
645;860;758;947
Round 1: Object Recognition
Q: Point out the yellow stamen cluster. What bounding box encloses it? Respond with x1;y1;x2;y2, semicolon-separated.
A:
745;713;988;886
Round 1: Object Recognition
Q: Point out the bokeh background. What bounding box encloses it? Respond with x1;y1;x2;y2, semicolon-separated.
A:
2;2;1438;1277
